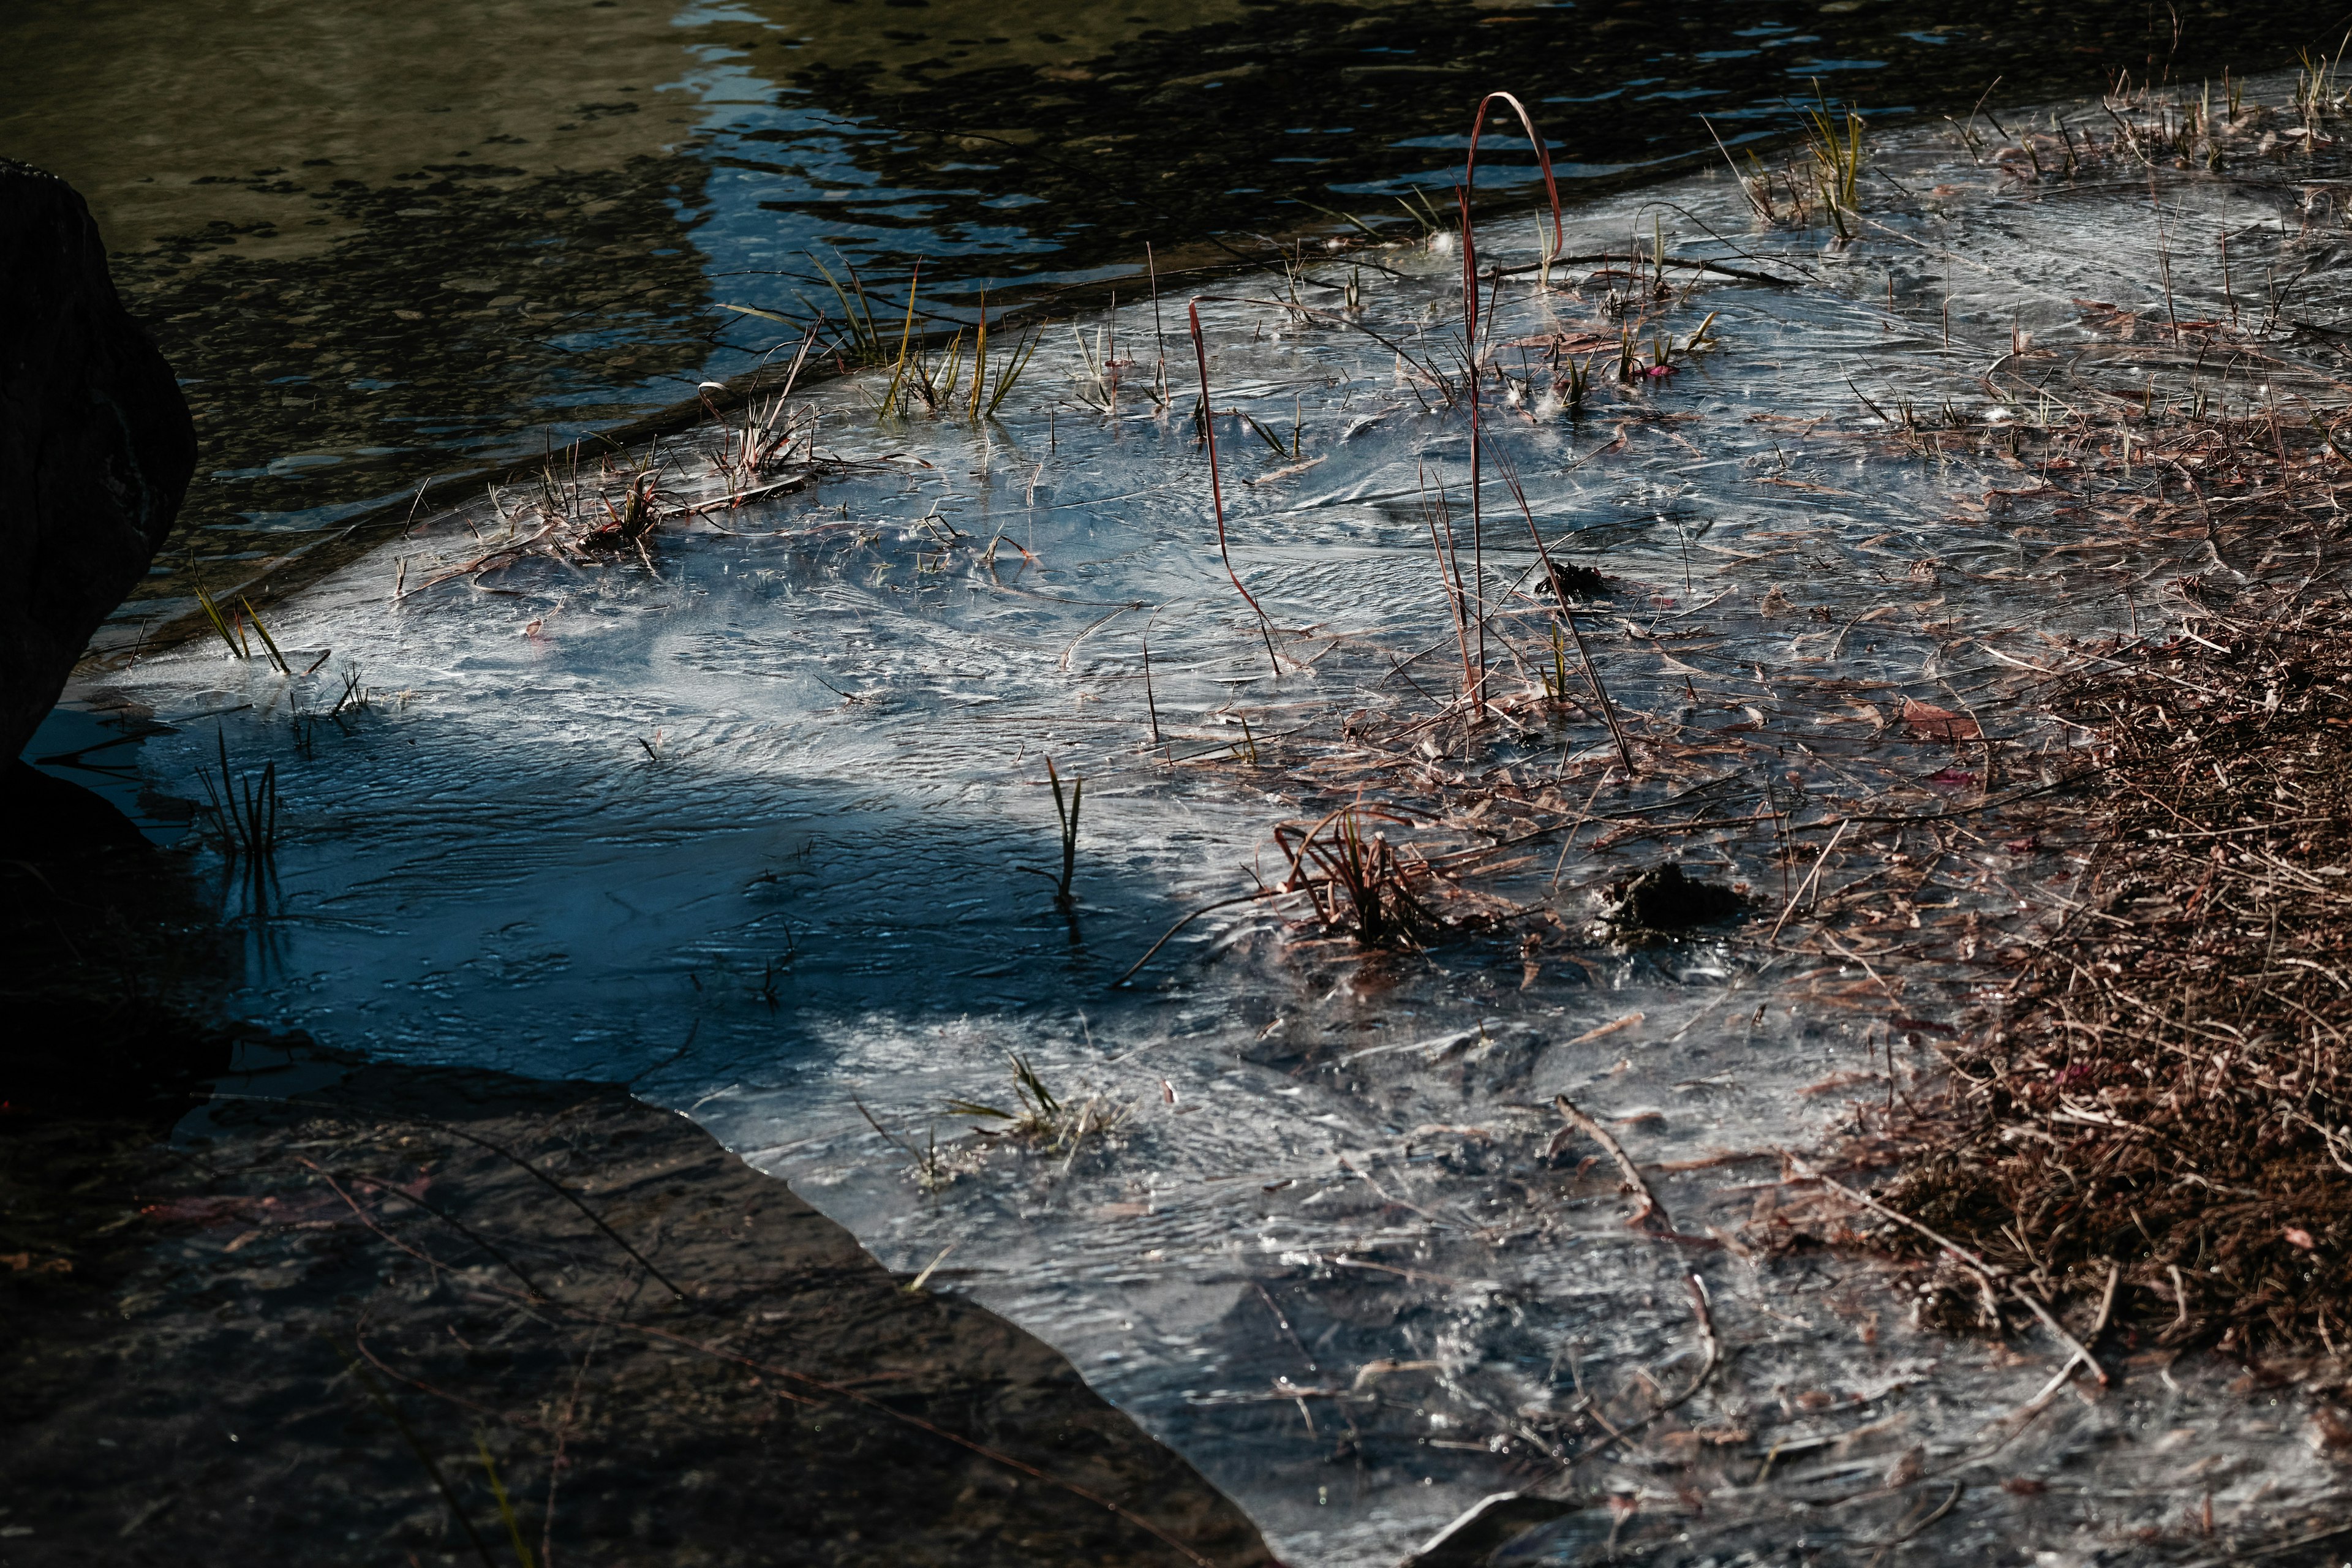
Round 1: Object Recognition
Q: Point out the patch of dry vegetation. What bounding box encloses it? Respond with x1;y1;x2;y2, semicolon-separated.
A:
1874;592;2352;1360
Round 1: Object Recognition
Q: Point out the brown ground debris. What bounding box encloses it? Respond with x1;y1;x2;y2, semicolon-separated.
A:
1868;590;2352;1363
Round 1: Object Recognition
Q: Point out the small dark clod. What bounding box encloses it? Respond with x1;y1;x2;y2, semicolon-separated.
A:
1607;863;1742;933
1546;559;1609;603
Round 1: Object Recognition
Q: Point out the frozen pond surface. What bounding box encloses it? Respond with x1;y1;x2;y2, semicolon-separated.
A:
69;80;2352;1564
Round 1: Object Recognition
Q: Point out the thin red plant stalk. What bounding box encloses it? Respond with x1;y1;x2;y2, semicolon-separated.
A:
1466;91;1567;261
1186;297;1281;675
1483;431;1636;773
1457;91;1569;720
1455;183;1488;711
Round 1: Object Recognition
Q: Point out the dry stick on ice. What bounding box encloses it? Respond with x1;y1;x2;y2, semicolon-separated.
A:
1556;1272;1722;1469
1185;298;1282;676
1112;888;1292;988
1766;816;1851;946
1552;1093;1670;1232
1787;1155;2108;1386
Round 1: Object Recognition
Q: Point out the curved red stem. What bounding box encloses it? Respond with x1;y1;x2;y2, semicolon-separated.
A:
1186;297;1279;673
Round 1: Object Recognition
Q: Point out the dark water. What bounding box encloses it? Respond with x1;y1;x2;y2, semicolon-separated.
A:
4;0;2341;630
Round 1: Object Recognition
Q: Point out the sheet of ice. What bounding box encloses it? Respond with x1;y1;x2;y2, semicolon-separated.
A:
87;82;2352;1564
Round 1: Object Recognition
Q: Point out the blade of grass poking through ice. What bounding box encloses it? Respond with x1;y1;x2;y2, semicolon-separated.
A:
1242;413;1291;459
1011;1053;1061;1124
1801;82;1866;239
1484;432;1635;772
1700;115;1770;222
1147;241;1167;404
1457;90;1569;719
881;260;922;416
238;597;292;676
1294;198;1387;242
985;324;1040;416
1185;298;1280;676
840;254;884;355
939;329;966;406
190;575;244;658
473;1430;538;1568
968;287;988;421
1047;755;1082;903
808;251;880;359
1399;184;1452;237
239;761;279;862
198;731;232;854
217;730;239;854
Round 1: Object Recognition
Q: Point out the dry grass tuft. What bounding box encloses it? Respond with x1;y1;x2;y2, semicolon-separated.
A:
1861;595;2352;1358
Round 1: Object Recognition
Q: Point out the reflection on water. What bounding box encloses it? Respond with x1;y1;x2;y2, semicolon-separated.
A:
6;0;2345;637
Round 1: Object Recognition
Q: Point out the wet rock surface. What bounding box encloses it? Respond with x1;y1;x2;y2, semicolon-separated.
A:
0;161;193;763
0;1050;1274;1567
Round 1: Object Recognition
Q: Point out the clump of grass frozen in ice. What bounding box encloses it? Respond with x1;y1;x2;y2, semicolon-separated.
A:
949;1054;1131;1164
1705;84;1865;238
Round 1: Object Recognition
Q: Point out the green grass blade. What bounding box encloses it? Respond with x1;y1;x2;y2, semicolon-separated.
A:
806;254;867;355
986;327;1041;415
939;328;965;404
239;597;292;675
192;579;244;658
1242;414;1290;459
472;1431;537;1568
1294;198;1386;241
716;301;797;325
968;289;989;421
838;252;883;352
881;262;922;417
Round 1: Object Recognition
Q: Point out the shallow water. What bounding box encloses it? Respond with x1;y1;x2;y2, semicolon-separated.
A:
72;81;2352;1564
8;0;2345;642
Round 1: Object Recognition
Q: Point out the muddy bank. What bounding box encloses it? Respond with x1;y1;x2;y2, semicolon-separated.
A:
0;1045;1273;1566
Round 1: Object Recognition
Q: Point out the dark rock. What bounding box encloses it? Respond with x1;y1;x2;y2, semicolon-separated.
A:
1;1058;1280;1567
0;990;228;1124
1;162;195;763
1607;862;1743;933
1403;1491;1581;1566
0;761;151;858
